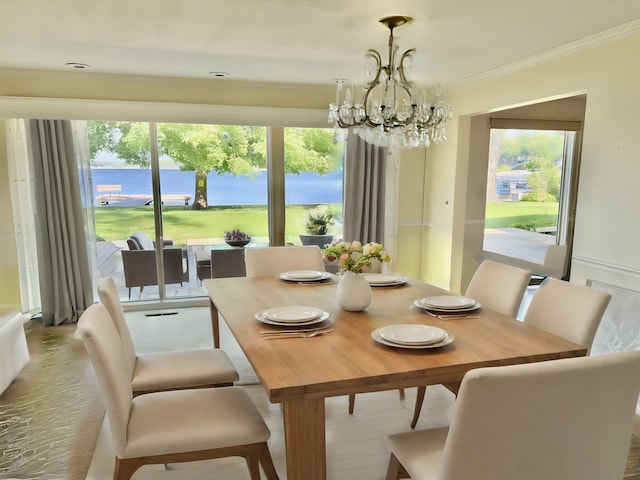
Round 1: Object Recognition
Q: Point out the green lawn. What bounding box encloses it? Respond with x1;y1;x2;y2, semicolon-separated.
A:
94;204;342;245
484;201;558;229
94;201;556;245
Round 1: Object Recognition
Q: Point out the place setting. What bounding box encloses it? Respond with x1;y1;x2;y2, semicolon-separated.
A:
256;305;333;339
371;324;454;349
412;295;482;319
363;273;408;288
276;270;335;284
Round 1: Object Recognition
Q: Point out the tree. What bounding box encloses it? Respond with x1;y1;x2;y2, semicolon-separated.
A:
486;130;505;202
88;122;340;210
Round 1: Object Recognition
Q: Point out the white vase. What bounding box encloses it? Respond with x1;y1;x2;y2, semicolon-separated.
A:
336;271;372;312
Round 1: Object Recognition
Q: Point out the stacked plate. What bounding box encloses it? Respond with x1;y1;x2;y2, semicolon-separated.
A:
277;270;334;282
256;305;330;326
413;295;481;313
371;324;454;349
363;273;407;287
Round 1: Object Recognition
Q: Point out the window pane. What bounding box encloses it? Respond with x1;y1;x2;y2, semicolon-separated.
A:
284;128;344;247
483;128;568;277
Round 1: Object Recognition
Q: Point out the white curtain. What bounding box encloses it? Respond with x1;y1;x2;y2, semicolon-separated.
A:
6;119;40;314
26;119;94;325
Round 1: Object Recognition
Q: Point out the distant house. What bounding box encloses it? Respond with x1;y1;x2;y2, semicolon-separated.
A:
496;170;531;200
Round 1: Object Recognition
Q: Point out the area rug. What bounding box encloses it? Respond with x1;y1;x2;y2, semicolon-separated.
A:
0;322;104;480
627;434;640;479
125;306;259;385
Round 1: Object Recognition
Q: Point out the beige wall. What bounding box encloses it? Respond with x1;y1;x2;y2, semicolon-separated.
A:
424;31;640;292
0;124;21;306
2;30;640;304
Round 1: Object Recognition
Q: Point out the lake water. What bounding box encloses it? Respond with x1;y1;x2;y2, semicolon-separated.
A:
92;168;343;206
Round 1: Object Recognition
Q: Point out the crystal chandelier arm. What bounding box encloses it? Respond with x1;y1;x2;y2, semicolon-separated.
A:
397;48;415;86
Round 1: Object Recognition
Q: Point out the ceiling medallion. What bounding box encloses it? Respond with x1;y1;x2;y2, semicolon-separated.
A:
328;16;452;149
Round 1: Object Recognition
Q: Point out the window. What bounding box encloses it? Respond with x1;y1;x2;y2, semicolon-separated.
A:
482;119;582;279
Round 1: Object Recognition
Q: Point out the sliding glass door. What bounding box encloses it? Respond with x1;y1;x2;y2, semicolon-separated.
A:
88;121;344;303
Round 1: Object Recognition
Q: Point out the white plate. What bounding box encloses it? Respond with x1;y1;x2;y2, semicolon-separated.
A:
277;271;334;282
378;324;447;345
372;328;455;349
419;295;477;310
263;305;322;322
364;273;408;287
256;310;330;327
413;299;482;313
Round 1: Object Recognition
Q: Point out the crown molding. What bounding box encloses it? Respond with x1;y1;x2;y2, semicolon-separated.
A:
452;19;640;87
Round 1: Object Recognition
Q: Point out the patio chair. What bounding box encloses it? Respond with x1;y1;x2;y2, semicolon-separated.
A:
121;231;189;299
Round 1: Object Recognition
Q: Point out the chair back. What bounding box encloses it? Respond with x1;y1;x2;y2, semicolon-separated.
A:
245;245;325;277
97;277;136;372
77;303;133;457
438;350;640;480
465;260;532;317
524;278;611;350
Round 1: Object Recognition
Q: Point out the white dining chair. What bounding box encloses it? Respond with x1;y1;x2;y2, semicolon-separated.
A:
465;259;532;317
410;260;532;428
98;277;238;395
386;350;640;480
523;277;611;351
244;245;326;277
78;303;279;480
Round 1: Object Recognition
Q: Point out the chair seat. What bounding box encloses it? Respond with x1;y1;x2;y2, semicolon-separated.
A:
132;349;239;392
124;386;270;459
387;427;449;480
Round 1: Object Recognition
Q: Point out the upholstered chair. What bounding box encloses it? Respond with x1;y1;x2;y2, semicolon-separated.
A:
98;277;238;395
410;260;532;428
244;245;325;277
78;303;279;480
386;350;640;480
523;277;611;352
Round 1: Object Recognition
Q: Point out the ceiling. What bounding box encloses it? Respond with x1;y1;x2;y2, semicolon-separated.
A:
2;0;640;87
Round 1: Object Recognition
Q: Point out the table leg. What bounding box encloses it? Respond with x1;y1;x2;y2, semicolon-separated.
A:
282;397;327;480
209;299;220;348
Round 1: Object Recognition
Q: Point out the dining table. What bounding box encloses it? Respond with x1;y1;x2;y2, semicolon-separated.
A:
203;275;587;480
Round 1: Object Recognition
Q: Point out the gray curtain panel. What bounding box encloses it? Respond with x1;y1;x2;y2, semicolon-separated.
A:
343;132;388;244
27;119;93;325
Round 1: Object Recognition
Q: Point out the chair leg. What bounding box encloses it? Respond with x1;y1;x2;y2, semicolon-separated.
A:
398;388;405;400
411;386;427;429
254;442;280;480
348;394;356;414
386;453;403;480
246;455;261;480
114;456;145;480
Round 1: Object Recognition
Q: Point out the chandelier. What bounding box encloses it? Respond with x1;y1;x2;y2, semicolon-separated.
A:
328;16;452;149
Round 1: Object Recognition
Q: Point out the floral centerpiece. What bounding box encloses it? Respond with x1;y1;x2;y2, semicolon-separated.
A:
323;240;391;274
323;241;391;311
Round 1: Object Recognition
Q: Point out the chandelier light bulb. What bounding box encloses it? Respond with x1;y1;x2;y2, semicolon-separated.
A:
328;16;452;149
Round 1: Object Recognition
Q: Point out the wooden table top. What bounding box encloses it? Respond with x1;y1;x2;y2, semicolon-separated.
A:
204;276;587;403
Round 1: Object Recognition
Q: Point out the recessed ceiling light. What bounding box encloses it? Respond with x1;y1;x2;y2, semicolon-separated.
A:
65;62;92;70
209;71;230;78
